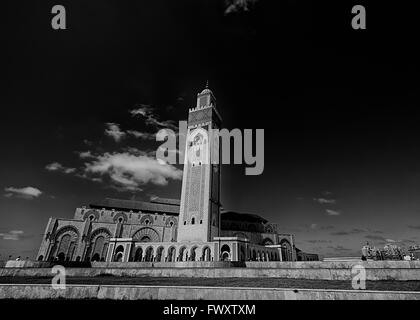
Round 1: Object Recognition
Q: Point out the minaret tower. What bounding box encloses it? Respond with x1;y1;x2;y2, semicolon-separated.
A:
177;83;222;242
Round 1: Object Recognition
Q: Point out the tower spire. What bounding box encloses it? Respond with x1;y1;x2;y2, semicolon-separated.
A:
205;80;209;89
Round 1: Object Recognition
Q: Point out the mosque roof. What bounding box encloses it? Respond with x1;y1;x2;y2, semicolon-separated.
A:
90;197;180;215
89;198;268;223
221;210;268;223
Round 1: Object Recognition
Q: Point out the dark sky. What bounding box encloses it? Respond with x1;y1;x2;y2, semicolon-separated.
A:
2;0;420;258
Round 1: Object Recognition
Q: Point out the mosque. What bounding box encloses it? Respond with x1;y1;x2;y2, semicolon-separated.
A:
36;85;318;264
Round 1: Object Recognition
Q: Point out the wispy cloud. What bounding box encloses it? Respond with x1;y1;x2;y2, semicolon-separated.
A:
328;245;353;252
306;239;331;244
78;151;94;159
313;198;336;204
126;130;156;140
331;229;366;236
0;230;24;241
4;187;43;199
45;162;76;174
105;123;126;142
130;104;177;131
224;0;258;15
365;235;387;242
326;209;341;216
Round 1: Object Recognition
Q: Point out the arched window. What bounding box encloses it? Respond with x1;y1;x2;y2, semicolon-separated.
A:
191;217;195;225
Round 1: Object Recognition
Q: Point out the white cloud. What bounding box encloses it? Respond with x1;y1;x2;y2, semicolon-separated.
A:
310;223;318;229
314;198;336;204
77;151;94;159
105;123;126;142
0;230;24;241
126;130;156;140
225;0;258;15
83;151;182;192
4;187;42;199
326;209;341;216
130;104;177;130
45;162;76;174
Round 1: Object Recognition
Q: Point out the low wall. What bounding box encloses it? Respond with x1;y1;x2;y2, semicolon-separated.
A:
4;261;91;268
91;261;246;268
245;261;420;269
2;261;420;281
0;284;419;300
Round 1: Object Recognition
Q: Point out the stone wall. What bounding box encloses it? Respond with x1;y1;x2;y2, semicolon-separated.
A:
1;261;420;280
91;261;246;268
0;284;419;300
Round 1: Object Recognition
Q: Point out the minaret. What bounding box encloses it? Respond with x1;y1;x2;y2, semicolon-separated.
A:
177;83;222;242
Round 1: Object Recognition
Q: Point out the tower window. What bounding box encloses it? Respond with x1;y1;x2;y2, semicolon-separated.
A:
118;217;123;223
191;217;195;225
184;221;187;225
200;220;203;224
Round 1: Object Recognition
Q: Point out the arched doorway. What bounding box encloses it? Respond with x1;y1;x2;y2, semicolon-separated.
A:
190;247;197;261
57;252;65;261
202;247;211;261
145;247;154;262
167;247;176;262
178;247;187;261
91;253;100;262
240;246;246;261
220;244;231;261
113;245;124;262
280;239;293;261
156;247;164;262
134;247;143;262
49;226;79;261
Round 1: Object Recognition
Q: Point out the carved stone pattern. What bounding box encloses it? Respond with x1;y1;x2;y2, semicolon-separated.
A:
188;166;201;213
188;108;213;126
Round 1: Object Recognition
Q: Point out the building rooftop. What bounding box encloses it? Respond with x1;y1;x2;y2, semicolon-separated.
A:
221;210;268;224
89;197;180;215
